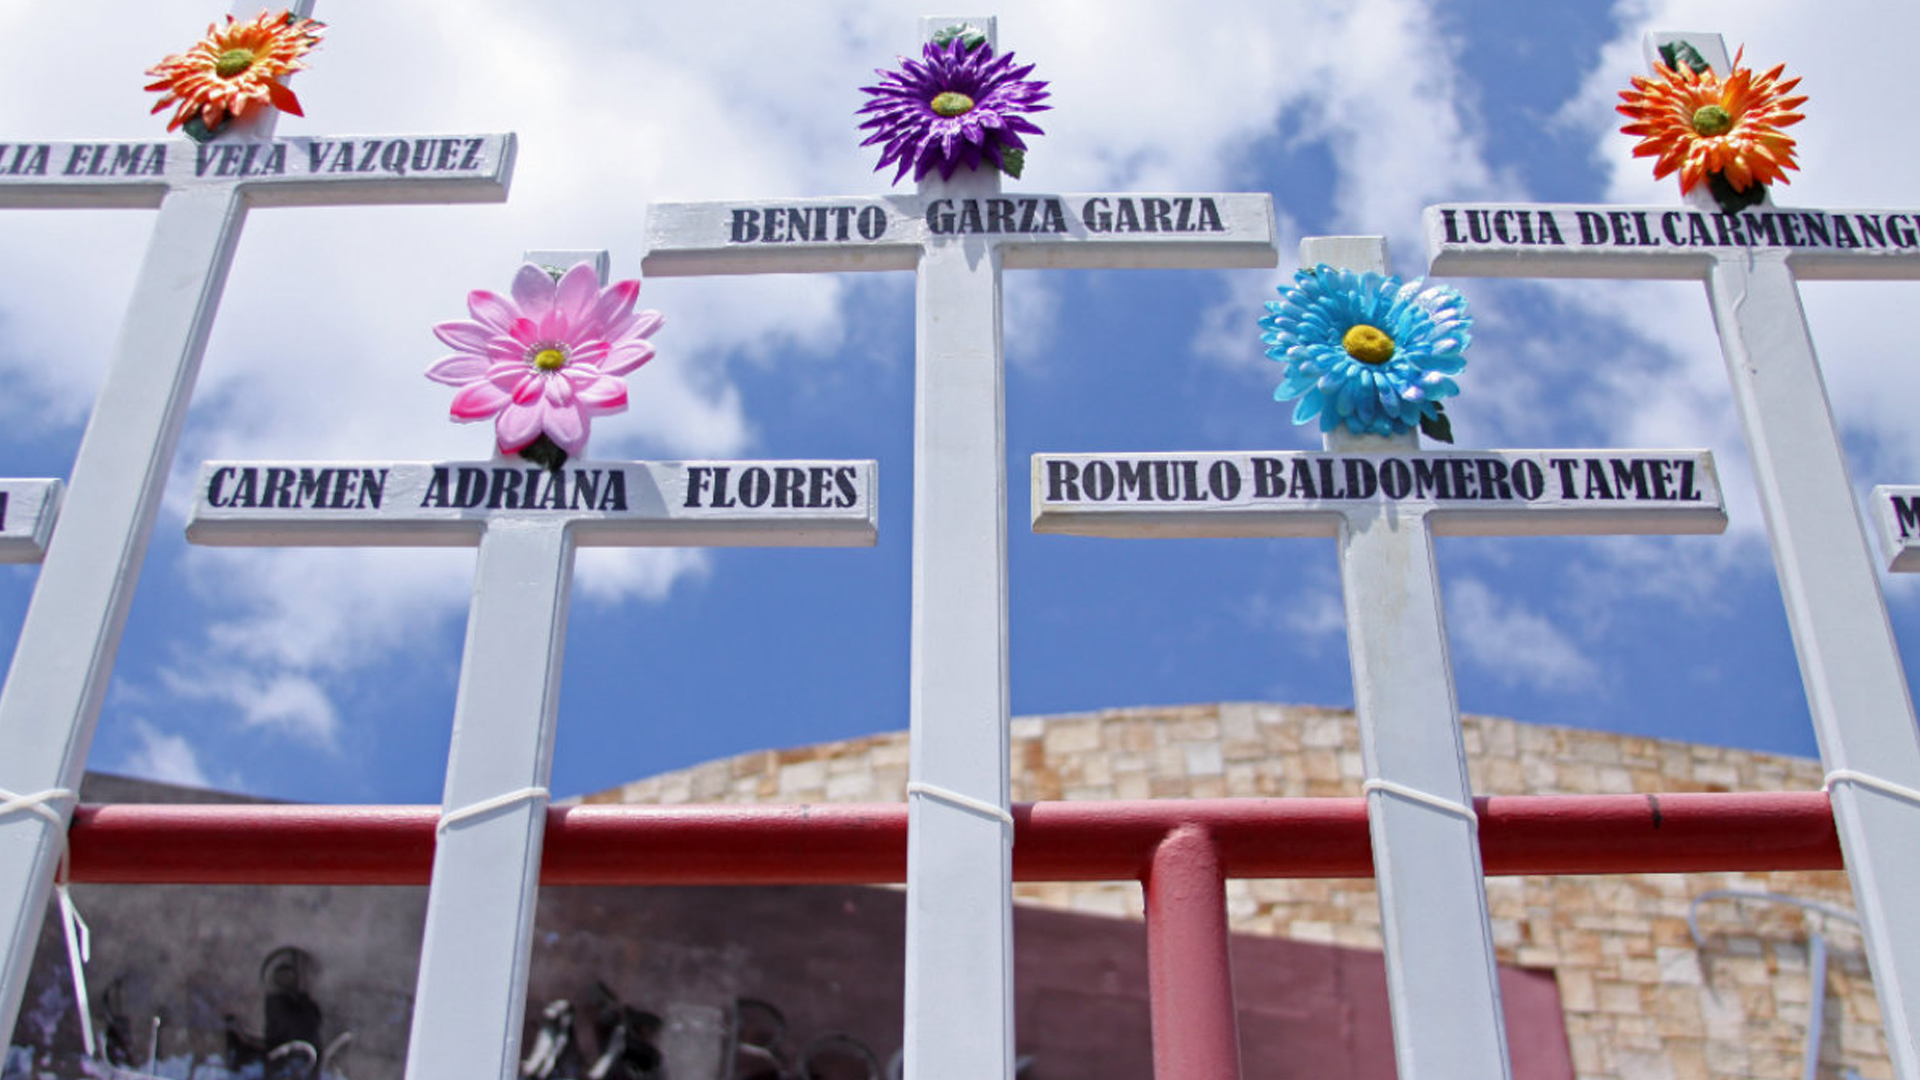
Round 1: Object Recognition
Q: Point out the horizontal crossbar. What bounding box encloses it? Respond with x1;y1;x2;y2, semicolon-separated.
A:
66;791;1839;885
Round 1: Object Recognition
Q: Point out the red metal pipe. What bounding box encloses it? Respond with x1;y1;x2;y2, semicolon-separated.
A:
1144;826;1242;1080
63;791;1841;886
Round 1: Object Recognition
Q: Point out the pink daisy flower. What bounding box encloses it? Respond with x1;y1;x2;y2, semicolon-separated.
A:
427;262;662;462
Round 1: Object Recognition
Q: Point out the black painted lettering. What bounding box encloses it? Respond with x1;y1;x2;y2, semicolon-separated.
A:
421;467;452;508
359;469;387;509
207;467;237;508
486;468;522;509
1441;209;1466;244
1895;496;1920;540
1343;458;1378;499
1143;198;1173;233
1378;459;1412;499
229;468;259;508
1445;459;1476;499
454;467;489;508
1583;459;1615;500
294;468;333;507
1511;460;1546;500
1609;458;1649;499
1289;458;1317;499
1047;460;1080;502
571;469;601;510
986;198;1015;234
1676;460;1702;502
1082;197;1111;232
1472;458;1511;500
773;467;806;508
857;205;886;240
1413;459;1450;499
1195;198;1224;232
738;467;770;508
262;467;297;508
1576;211;1608;246
595;469;627;512
832;466;857;508
1206;460;1241;501
1252;457;1285;498
729;208;760;243
460;137;485;170
1549;458;1580;498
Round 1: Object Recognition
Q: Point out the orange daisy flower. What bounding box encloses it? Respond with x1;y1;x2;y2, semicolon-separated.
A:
1616;48;1806;195
145;10;324;138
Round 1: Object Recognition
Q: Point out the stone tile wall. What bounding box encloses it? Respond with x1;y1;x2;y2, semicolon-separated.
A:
583;703;1881;1080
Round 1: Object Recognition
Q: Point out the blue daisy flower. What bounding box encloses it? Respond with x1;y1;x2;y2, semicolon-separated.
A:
1259;265;1471;439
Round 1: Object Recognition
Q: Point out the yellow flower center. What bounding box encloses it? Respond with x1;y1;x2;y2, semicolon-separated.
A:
214;48;257;78
1342;324;1395;365
1691;104;1733;137
532;347;568;372
931;92;975;117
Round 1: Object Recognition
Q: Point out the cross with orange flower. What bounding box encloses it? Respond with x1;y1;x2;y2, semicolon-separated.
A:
1428;31;1920;1080
0;1;517;1057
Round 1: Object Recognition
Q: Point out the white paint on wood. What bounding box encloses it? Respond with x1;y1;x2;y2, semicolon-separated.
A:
1314;235;1512;1080
1423;34;1920;1079
0;0;515;1048
405;518;575;1080
0;480;61;563
0;134;514;209
186;459;878;547
637;16;1277;1078
642;192;1275;276
1032;449;1725;538
1424;202;1920;281
1871;486;1920;573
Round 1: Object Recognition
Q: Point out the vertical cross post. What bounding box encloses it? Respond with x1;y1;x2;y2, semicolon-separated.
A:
1033;237;1728;1079
1309;236;1510;1080
1426;32;1920;1077
641;16;1274;1074
0;0;514;1042
186;387;878;1077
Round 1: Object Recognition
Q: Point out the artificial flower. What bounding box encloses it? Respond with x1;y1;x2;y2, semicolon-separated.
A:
1617;45;1806;198
427;263;663;465
145;10;324;140
1260;266;1470;440
857;33;1049;184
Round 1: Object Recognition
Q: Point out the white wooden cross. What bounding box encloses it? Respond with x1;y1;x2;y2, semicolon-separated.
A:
0;480;61;564
1426;31;1920;1080
1034;236;1728;1080
186;254;879;1080
641;16;1275;1078
1871;486;1920;572
0;0;515;1047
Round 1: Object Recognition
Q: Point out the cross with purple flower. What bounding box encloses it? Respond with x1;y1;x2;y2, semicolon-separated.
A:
639;17;1278;1078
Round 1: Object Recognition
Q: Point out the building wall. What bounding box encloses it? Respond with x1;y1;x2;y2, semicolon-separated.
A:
583;703;1883;1080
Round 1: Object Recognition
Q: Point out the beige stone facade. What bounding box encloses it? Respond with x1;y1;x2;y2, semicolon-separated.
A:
583;703;1882;1080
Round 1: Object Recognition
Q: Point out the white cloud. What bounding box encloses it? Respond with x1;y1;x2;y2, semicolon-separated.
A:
118;719;213;789
1444;576;1601;691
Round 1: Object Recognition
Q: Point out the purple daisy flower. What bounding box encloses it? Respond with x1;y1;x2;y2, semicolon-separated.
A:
857;36;1050;185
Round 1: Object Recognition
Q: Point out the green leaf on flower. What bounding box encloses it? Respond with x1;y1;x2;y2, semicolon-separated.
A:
932;24;989;50
1707;172;1767;215
999;148;1025;180
1419;406;1455;445
1659;40;1711;75
518;434;570;472
182;115;224;144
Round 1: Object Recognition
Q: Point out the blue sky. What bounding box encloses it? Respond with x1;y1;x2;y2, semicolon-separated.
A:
0;0;1913;804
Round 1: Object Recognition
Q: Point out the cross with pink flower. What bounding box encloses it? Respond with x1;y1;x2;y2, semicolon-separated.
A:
184;247;878;1080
